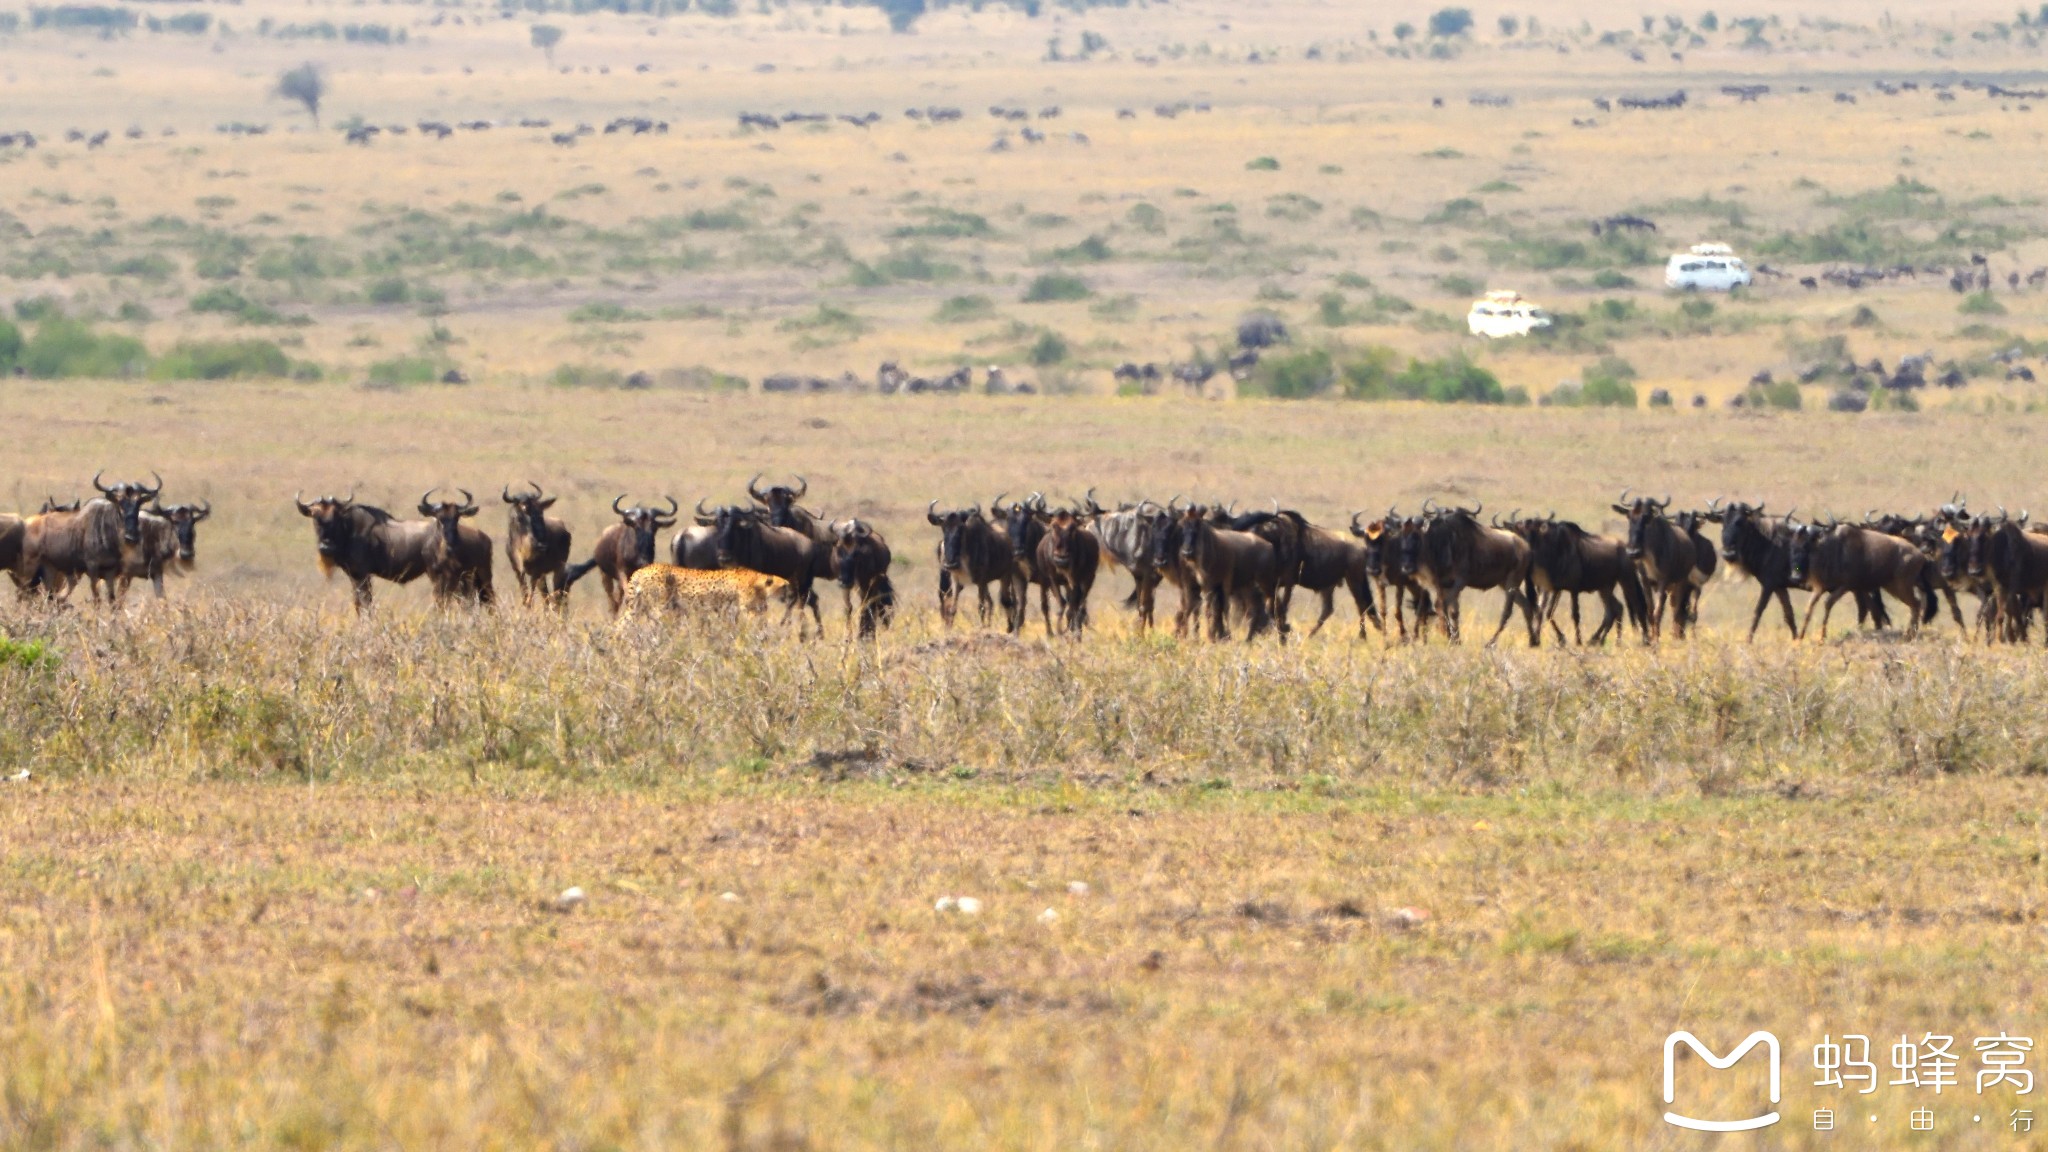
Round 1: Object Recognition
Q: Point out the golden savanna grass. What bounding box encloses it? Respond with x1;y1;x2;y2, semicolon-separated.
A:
13;1;2048;1146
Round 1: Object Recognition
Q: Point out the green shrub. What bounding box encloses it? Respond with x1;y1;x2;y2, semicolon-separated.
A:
1050;235;1112;263
549;363;625;388
1242;349;1335;398
1428;6;1474;35
1126;203;1166;233
1027;331;1069;366
1579;356;1639;407
366;278;412;305
189;286;300;326
567;301;654;323
1591;270;1637;289
0;636;56;672
1743;380;1803;410
933;294;996;323
1317;292;1352;327
1437;274;1483;296
365;355;442;386
1392;354;1504;404
1960;291;2007;316
1426;197;1485;225
21;319;148;379
151;340;292;380
0;319;21;371
1339;346;1401;398
14;295;64;322
890;207;993;240
1022;273;1092;303
1245;156;1281;171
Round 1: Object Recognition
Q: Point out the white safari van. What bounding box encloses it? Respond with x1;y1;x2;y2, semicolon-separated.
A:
1665;242;1752;291
1466;290;1553;338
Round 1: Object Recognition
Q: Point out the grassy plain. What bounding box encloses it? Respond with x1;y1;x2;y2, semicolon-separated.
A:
11;0;2048;1146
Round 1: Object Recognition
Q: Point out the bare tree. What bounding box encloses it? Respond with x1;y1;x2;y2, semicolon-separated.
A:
275;63;326;127
530;24;562;66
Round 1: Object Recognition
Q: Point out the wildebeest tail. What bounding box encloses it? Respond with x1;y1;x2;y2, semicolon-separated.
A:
1620;566;1651;632
562;558;600;589
1919;567;1939;623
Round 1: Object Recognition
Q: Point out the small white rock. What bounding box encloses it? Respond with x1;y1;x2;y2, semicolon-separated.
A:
557;886;586;909
955;896;983;916
1066;881;1089;896
718;891;741;903
934;896;958;913
1037;907;1059;925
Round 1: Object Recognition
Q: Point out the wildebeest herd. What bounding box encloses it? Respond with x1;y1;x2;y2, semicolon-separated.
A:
9;475;2048;648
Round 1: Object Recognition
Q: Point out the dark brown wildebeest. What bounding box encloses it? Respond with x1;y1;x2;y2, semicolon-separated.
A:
1672;507;1720;631
1400;503;1536;645
1945;513;2048;643
1139;500;1203;636
709;504;832;634
1217;505;1307;633
294;490;451;612
1515;514;1647;646
995;492;1055;636
1785;520;1931;640
415;489;495;606
1081;491;1168;632
928;502;1012;628
0;513;22;593
117;499;211;599
501;482;573;607
748;474;833;545
829;518;895;638
1612;493;1697;640
24;472;161;604
1350;511;1435;641
1035;505;1101;635
1864;509;1971;634
564;495;678;614
1290;517;1380;639
1175;502;1279;642
1709;501;1810;640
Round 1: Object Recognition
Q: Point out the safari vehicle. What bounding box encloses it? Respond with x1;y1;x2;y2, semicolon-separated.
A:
1665;242;1752;291
1466;290;1553;338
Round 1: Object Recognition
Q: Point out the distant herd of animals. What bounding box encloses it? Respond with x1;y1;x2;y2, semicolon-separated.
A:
9;474;2048;649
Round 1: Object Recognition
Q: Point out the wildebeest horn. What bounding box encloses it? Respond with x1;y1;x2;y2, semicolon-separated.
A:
1029;491;1046;511
419;489;439;516
927;500;943;526
502;484;516;503
458;489;477;514
1705;496;1722;515
143;471;162;497
93;470;112;495
613;494;629;516
660;495;679;517
1618;486;1632;504
747;473;768;503
1656;494;1670;509
694;497;712;519
991;492;1010;515
792;475;807;498
195;500;212;521
1422;497;1438;514
294;490;312;515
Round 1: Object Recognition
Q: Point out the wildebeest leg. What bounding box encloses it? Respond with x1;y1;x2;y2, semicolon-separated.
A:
1438;585;1463;643
1940;586;1964;631
1892;582;1924;640
1483;585;1526;647
937;569;957;626
352;576;375;613
1136;573;1157;631
1353;576;1382;639
1746;587;1776;641
1206;585;1230;642
1307;587;1335;637
1774;589;1801;638
1538;591;1569;646
1591;588;1622;645
1243;588;1272;641
1569;592;1583;645
1800;589;1834;641
1038;582;1055;638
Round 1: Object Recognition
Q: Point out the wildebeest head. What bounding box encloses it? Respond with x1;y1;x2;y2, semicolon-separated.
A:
611;494;679;565
501;481;558;535
831;518;884;587
928;501;985;570
1785;522;1826;584
1715;501;1770;563
39;495;80;514
1610;490;1672;559
1176;504;1214;561
994;492;1047;562
1144;500;1184;568
419;488;481;553
1044;509;1084;570
95;470;161;545
1350;510;1395;576
747;473;812;531
1940;518;1991;580
711;504;761;567
148;499;212;562
296;490;357;558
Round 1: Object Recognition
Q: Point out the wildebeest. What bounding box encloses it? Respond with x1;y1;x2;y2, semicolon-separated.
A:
117;499;211;599
748;474;831;543
672;507;723;569
1174;502;1279;642
294;490;459;611
23;472;161;604
995;493;1055;636
501;482;572;607
1217;506;1307;633
1289;517;1380;639
1350;511;1436;641
928;501;1011;628
1945;514;2048;643
1709;501;1810;640
1613;493;1698;640
830;518;895;638
1035;506;1100;635
1515;514;1647;645
564;496;678;614
415;489;495;605
1080;492;1166;631
1399;503;1536;645
1786;520;1932;640
708;504;831;633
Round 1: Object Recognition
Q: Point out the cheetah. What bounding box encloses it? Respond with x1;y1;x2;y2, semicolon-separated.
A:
616;564;788;624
